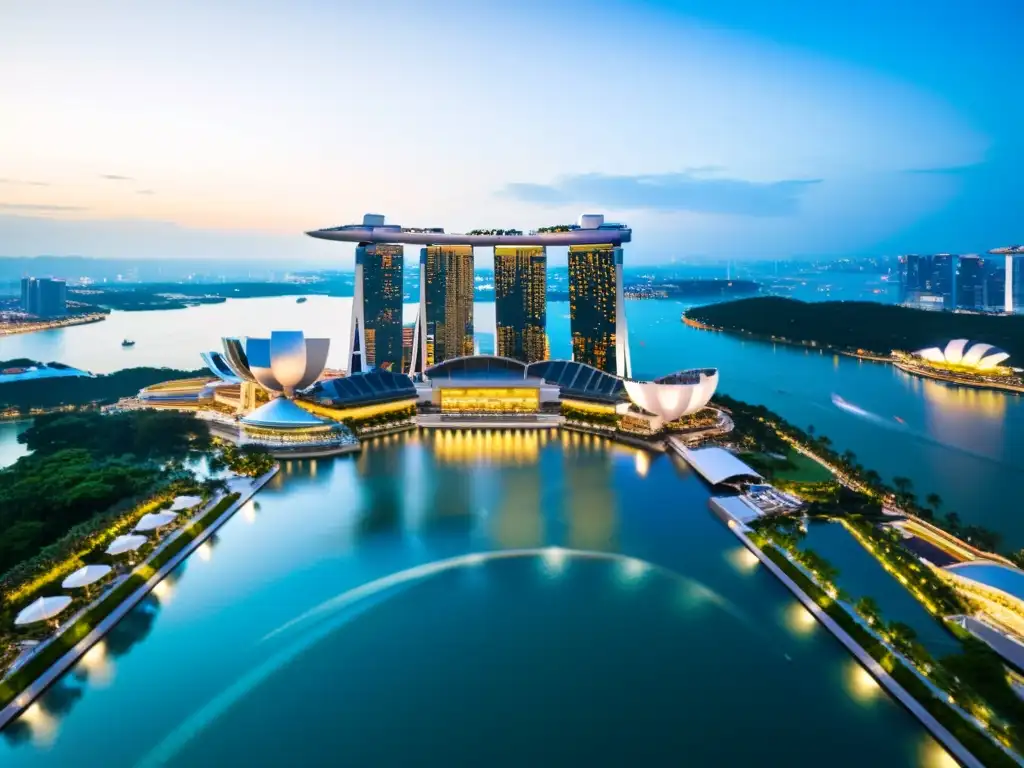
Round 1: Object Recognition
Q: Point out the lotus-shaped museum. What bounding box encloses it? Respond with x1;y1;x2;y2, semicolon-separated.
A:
623;369;719;422
913;340;1009;371
205;331;330;396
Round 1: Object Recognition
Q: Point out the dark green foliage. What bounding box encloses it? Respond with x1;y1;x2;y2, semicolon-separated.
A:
212;443;275;477
687;296;1024;360
0;411;211;574
20;410;210;459
0;366;207;413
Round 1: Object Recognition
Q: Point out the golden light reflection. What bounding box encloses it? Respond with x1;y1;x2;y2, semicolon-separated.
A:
79;640;114;686
197;541;213;561
845;661;881;703
726;546;759;574
19;702;57;746
919;376;1006;418
242;501;256;524
429;429;543;465
785;602;817;635
918;738;959;768
152;580;173;602
634;450;650;478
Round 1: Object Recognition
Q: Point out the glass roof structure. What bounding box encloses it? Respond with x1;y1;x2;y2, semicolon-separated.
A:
426;355;528;380
308;371;416;407
526;360;626;403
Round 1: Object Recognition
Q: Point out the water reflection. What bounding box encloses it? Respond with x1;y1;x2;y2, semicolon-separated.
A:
918;738;958;768
428;428;548;466
492;466;544;549
563;442;617;551
784;602;817;636
355;437;405;537
105;595;161;658
845;661;882;704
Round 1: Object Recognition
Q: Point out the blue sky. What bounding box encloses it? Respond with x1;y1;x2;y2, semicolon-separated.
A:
0;0;1019;264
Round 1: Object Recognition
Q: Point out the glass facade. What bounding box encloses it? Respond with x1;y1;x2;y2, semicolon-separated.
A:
439;387;540;413
494;246;547;363
423;245;474;365
568;244;620;373
20;277;67;317
358;244;404;371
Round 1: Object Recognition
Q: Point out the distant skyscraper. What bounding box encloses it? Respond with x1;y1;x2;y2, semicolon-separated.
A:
412;244;474;371
956;255;987;310
494;245;547;363
349;243;403;373
568;244;630;376
20;277;67;317
899;254;954;310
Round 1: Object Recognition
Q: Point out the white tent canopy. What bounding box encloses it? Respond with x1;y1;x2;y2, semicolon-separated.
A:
169;495;202;512
106;534;148;556
15;596;73;625
62;564;112;589
135;512;177;532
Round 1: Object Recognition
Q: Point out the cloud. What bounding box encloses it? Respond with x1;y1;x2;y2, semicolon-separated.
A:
136;189;155;195
0;178;50;187
500;171;821;216
100;174;134;181
0;202;88;212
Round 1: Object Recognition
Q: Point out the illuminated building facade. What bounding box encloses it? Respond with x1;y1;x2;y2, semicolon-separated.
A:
350;243;403;373
401;324;416;375
568;244;630;376
494;246;547;363
411;244;474;372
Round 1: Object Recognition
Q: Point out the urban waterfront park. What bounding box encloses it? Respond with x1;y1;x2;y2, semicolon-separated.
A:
2;294;1023;764
0;432;952;766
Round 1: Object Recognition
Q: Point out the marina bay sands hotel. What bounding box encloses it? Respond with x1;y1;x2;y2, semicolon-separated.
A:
306;213;633;378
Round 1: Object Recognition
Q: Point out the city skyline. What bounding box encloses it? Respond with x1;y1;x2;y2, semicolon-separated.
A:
0;0;1020;264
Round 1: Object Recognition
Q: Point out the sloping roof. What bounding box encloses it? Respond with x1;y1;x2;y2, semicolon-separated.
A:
309;371;416;406
241;397;330;429
681;446;763;486
526;359;626;403
945;561;1024;603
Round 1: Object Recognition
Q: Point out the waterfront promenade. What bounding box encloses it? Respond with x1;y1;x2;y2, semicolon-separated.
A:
0;466;279;731
728;523;985;767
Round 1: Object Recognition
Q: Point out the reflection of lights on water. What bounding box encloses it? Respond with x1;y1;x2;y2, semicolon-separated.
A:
918;738;958;768
197;542;212;561
242;502;256;524
19;702;57;746
542;547;567;574
80;640;114;686
153;580;172;602
846;662;881;703
785;602;816;635
726;547;759;573
619;557;649;583
634;451;650;478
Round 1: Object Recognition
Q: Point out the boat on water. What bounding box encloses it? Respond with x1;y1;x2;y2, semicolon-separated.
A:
296;297;308;304
121;339;136;347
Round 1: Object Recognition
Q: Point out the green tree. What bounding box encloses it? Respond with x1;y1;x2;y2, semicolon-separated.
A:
925;493;942;514
854;596;883;627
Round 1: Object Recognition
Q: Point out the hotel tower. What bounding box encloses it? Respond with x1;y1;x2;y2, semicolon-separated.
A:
411;244;475;373
350;243;404;373
567;243;630;377
494;246;547;363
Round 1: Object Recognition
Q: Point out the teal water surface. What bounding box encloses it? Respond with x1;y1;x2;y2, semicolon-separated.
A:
1;295;1021;544
0;433;948;766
